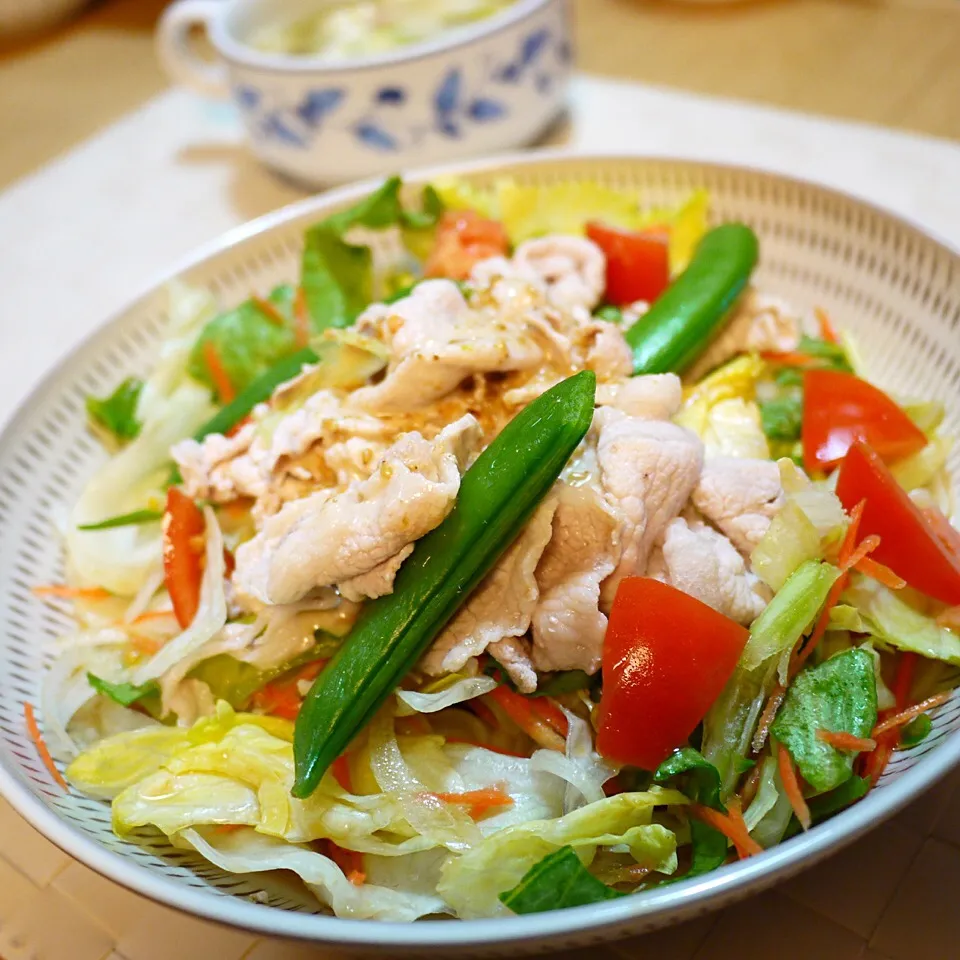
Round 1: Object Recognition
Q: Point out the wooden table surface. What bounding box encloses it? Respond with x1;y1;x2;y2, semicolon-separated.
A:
0;0;958;192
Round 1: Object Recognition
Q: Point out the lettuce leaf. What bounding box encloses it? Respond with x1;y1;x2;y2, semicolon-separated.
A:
437;789;685;918
500;845;623;915
86;377;144;441
844;574;960;665
187;285;299;398
741;560;840;674
87;673;159;709
771;647;878;793
750;500;822;593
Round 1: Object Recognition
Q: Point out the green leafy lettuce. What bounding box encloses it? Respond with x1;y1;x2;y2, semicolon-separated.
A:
500;845;623;914
437;789;686;918
86;377;144;441
771;647;878;793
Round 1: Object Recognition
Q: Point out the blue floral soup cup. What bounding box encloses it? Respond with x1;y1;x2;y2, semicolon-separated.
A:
158;0;573;187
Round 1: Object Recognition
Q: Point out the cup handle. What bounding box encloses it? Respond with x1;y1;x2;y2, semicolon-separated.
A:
156;0;230;98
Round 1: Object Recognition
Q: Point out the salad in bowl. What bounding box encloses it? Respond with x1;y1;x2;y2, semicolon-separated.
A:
32;174;960;923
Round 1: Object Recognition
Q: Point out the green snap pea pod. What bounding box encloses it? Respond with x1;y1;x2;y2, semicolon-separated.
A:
626;223;759;375
292;370;598;798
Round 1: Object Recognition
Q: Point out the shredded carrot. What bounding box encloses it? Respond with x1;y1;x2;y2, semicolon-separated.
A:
839;500;866;567
326;842;365;885
128;633;162;656
777;743;811;831
528;696;569;738
251;659;328;721
465;698;499;730
855;556;907;590
872;692;951;738
32;585;110;600
815;307;840;345
251;295;287;326
432;786;514;819
225;415;252;439
486;686;566;752
293;287;311;348
861;725;898;787
793;501;872;674
739;763;763;808
893;652;917;710
752;683;786;753
214;823;245;834
816;729;877;752
760;350;820;367
443;738;527;758
331;754;353;793
23;702;68;791
690;803;763;858
202;341;236;404
128;610;177;625
936;606;960;631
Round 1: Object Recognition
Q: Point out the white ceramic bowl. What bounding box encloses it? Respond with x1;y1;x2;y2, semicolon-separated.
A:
1;154;960;956
157;0;572;187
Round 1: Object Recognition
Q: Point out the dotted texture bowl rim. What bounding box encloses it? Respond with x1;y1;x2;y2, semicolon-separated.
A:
1;151;960;955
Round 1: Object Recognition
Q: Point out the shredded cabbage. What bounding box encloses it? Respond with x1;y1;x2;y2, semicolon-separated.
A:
176;828;447;921
396;676;497;716
751;500;821;592
437;789;686;918
844;574;960;665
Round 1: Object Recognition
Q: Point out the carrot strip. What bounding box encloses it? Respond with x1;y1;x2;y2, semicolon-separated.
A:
839;500;866;567
443;738;527;758
760;350;820;367
251;295;287;327
815;307;840;345
893;652;917;710
816;729;877;752
793;501;873;674
225;415;252;439
24;703;68;791
128;633;162;656
465;698;499;730
202;342;236;404
128;610;177;625
432;786;514;819
214;823;245;834
331;754;353;793
752;683;787;753
486;686;566;752
293;287;311;349
690;803;763;858
871;692;951;738
326;842;365;885
777;743;811;831
32;585;110;600
861;725;898;787
855;556;907;590
528;696;569;738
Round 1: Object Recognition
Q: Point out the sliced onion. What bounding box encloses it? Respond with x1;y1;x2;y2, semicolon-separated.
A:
396;676;497;716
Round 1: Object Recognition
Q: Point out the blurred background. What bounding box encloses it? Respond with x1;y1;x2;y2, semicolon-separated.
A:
0;0;958;191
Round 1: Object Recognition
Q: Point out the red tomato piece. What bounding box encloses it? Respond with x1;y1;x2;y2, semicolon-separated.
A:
596;578;749;771
424;210;509;280
585;221;670;306
162;488;206;629
836;441;960;605
802;369;926;473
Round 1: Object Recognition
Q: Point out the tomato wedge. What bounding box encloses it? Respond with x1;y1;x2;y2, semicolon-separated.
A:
585;221;670;306
162;488;206;629
836;441;960;605
802;368;926;473
596;578;749;770
424;210;509;280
